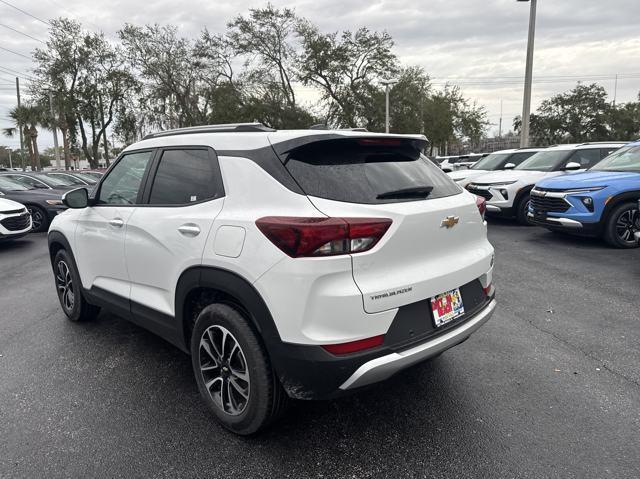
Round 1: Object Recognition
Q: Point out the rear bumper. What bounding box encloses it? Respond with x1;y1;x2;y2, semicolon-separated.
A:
271;287;496;400
340;299;496;390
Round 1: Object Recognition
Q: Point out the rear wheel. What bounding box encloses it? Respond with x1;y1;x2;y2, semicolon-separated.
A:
26;205;48;233
53;249;100;321
603;202;640;248
516;194;534;226
191;303;288;435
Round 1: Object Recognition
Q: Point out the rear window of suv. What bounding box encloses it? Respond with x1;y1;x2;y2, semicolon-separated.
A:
283;139;461;204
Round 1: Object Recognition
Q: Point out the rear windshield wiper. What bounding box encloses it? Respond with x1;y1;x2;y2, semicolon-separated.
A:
376;186;433;199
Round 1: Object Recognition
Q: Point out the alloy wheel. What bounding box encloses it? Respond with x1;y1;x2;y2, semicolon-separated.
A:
56;260;75;311
199;325;250;416
615;208;639;243
27;207;44;231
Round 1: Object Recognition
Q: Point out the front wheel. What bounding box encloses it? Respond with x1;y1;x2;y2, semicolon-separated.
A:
603;202;640;248
516;194;535;226
26;205;48;233
53;249;100;321
191;304;289;435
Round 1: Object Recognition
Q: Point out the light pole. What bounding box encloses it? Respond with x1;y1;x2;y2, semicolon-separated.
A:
518;0;537;147
380;79;397;133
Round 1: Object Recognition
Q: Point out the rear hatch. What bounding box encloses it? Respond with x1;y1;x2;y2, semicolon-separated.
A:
273;136;493;313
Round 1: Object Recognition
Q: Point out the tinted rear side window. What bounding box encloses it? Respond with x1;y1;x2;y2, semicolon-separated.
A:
284;139;461;204
148;149;223;205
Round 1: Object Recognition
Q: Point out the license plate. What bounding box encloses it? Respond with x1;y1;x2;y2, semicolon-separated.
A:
431;288;465;327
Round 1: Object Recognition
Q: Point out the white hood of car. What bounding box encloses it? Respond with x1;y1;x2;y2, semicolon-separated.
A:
447;169;488;181
0;197;25;212
471;169;554;185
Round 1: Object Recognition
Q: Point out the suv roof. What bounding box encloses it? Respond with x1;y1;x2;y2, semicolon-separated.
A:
131;125;428;153
546;142;628;150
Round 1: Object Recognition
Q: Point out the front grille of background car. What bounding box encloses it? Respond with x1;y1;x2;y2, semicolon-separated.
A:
530;195;570;213
1;212;30;231
467;187;493;200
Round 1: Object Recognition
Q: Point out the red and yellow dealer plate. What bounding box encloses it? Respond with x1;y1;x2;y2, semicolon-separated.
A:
430;288;465;327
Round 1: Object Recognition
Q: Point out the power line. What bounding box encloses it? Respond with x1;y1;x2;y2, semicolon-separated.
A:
0;45;30;59
0;65;34;80
0;23;45;44
0;0;50;26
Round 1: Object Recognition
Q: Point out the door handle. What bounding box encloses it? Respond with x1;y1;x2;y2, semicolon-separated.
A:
109;218;124;228
178;224;201;237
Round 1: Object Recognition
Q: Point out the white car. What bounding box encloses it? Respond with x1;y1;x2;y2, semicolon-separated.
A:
448;148;545;188
0;197;32;241
48;123;496;434
467;142;626;224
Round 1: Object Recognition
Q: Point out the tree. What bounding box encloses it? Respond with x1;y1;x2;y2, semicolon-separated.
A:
298;25;398;128
3;105;44;171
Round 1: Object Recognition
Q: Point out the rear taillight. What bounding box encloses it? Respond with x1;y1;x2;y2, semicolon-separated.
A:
321;335;385;355
255;216;392;258
475;195;486;219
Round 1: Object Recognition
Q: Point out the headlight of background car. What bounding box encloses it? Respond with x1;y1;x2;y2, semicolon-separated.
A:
485;181;518;187
46;199;64;205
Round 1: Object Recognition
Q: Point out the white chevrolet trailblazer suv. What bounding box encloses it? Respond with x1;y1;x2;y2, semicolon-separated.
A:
466;142;626;224
448;147;545;188
0;197;32;241
48;124;496;434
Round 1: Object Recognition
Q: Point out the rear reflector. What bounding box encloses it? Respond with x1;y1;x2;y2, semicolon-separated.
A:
321;335;385;355
483;284;494;296
475;195;486;219
256;216;392;258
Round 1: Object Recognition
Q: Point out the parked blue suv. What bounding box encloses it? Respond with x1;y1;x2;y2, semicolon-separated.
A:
529;141;640;248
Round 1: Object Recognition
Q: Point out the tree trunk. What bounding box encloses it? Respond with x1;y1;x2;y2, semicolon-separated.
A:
61;127;71;170
24;126;34;171
30;128;41;172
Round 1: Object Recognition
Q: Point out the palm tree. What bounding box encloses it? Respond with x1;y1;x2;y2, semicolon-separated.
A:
3;105;45;171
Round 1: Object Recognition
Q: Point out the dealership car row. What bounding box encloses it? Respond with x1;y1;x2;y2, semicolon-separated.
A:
444;140;640;248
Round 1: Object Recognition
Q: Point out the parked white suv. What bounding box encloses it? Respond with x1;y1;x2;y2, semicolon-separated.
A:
0;198;31;241
448;147;545;188
48;124;496;434
467;142;626;224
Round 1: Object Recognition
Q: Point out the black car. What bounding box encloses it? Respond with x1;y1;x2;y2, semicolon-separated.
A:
0;172;76;192
0;176;66;232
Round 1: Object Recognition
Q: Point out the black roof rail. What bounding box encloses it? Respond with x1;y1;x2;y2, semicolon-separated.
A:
143;123;275;139
576;141;627;146
516;145;546;150
309;124;368;132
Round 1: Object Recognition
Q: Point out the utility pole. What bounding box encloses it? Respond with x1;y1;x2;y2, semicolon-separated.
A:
48;91;61;170
518;0;537;148
498;99;503;138
613;74;618;107
16;77;25;171
380;79;397;133
8;147;12;169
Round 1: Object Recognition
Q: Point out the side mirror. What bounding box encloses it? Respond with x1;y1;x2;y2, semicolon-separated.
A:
564;161;581;171
503;163;516;170
62;187;89;209
34;183;48;189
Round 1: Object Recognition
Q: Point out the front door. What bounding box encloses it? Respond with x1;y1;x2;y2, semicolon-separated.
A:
74;150;155;302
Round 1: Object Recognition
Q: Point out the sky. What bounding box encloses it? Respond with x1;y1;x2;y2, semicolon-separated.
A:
1;0;639;150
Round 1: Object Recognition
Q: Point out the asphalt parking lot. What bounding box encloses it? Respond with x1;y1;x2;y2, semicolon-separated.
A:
1;223;639;478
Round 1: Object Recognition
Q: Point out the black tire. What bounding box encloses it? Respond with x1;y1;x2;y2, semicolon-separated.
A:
26;205;48;233
191;303;289;435
516;194;534;226
53;249;100;321
603;201;640;249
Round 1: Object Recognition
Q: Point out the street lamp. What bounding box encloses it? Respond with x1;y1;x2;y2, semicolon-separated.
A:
380;79;398;133
518;0;537;148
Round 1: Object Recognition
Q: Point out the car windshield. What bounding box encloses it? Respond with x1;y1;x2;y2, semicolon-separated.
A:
515;150;569;171
0;176;31;191
590;145;640;172
36;174;75;186
71;172;98;184
470;153;511;170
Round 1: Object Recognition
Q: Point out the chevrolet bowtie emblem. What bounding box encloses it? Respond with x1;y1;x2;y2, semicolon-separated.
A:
441;216;460;228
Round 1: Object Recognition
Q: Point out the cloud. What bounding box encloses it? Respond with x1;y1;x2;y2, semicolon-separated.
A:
1;0;638;147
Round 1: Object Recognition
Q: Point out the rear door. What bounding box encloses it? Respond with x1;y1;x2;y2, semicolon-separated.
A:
125;147;224;319
280;137;493;313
